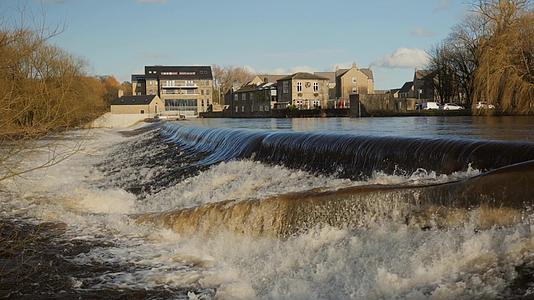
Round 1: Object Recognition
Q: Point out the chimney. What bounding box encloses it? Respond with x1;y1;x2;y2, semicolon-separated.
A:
352;62;358;69
118;89;124;98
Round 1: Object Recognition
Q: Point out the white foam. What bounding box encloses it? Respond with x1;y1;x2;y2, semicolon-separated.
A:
0;126;532;299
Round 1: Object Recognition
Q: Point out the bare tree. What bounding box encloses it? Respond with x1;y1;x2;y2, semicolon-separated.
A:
0;10;106;182
212;65;255;104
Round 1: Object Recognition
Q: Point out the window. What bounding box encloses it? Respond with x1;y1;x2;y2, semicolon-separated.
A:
241;106;245;112
352;87;357;93
242;93;247;101
259;105;263;112
235;106;238;112
201;90;204;95
140;110;145;114
164;99;198;112
249;92;254;101
313;82;319;92
234;94;238;101
283;81;289;94
297;82;302;92
352;77;357;84
265;105;269;111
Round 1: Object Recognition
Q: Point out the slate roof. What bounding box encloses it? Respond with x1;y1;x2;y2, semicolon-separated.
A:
277;72;329;81
259;75;287;83
314;72;335;83
111;95;158;106
335;68;374;80
415;70;434;80
399;82;414;93
360;68;374;80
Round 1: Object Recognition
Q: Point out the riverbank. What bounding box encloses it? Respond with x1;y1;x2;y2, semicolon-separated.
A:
0;218;214;299
199;109;473;118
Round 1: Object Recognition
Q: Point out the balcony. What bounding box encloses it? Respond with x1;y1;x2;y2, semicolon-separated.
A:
161;82;198;89
162;89;199;95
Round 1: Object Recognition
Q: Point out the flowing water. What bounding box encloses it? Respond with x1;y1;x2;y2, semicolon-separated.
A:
2;116;534;299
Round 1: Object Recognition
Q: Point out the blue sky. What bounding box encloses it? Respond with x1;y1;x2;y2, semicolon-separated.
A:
2;0;468;89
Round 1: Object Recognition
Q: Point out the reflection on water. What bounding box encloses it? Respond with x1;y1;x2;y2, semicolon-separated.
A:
188;116;534;141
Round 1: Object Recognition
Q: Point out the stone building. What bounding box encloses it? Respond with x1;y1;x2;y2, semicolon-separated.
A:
230;82;277;114
314;72;337;101
413;70;437;100
276;72;330;109
335;64;374;107
110;95;164;116
131;66;213;117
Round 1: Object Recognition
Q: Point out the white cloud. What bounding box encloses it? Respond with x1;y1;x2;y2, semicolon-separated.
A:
434;0;452;12
137;0;167;3
372;48;429;69
410;27;435;38
372;48;430;69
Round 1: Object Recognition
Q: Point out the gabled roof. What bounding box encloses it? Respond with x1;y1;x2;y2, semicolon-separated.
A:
360;68;374;80
277;72;329;81
335;68;350;77
415;70;434;80
335;67;374;80
259;74;287;83
235;82;277;93
314;72;335;83
111;95;158;106
399;81;414;93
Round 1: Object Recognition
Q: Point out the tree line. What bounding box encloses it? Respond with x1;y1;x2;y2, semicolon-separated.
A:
429;0;534;114
0;19;131;181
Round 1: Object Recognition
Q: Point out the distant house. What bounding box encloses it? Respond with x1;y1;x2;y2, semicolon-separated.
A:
230;81;277;114
413;70;437;100
276;72;330;109
248;74;287;86
131;65;214;117
398;82;415;98
110;95;164;116
335;64;374;108
314;71;336;100
388;88;401;98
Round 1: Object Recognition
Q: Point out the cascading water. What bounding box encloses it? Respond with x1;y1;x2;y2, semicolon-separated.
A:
3;118;534;299
160;123;534;178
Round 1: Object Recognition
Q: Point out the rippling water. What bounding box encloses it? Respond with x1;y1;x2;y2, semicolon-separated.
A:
1;117;534;299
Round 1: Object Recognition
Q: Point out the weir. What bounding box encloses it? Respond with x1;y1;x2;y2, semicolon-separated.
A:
161;123;534;179
136;160;534;238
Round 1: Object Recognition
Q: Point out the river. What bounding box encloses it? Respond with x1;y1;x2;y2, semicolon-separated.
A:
1;116;534;299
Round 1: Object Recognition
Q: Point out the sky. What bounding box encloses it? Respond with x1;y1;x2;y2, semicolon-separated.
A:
1;0;469;90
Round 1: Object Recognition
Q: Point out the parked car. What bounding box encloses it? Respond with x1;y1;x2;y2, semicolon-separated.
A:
476;102;496;109
421;102;440;110
442;103;465;110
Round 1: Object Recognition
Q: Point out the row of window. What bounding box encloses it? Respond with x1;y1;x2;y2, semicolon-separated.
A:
296;82;320;92
234;105;270;112
281;81;321;94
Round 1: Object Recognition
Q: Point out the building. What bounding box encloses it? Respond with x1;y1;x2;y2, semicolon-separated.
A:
413;70;437;100
314;72;336;100
110;95;164;116
335;64;374;107
230;81;277;114
131;66;213;117
276;72;330;109
398;81;415;98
